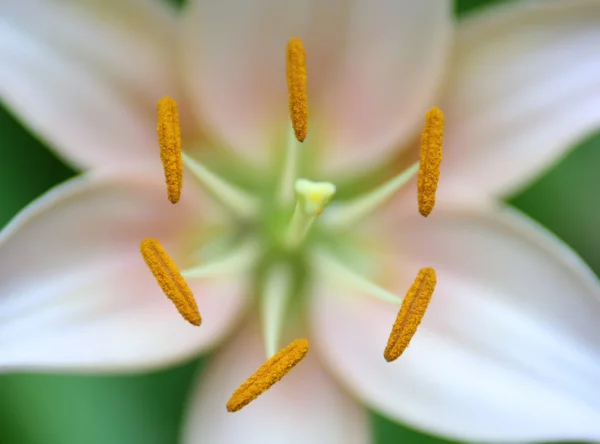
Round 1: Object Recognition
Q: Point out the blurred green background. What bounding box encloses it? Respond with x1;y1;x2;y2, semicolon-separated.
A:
0;0;598;443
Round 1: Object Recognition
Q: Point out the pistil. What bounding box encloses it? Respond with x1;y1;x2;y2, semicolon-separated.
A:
284;179;336;249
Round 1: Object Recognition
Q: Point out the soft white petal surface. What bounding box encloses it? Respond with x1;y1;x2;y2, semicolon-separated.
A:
312;204;600;442
182;0;451;172
182;323;370;444
0;169;247;372
441;0;600;199
316;0;451;174
0;0;181;168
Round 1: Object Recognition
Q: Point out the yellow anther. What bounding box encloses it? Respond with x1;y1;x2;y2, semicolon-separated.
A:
286;38;308;142
384;268;436;362
140;238;201;326
157;97;183;204
418;107;444;217
227;338;309;412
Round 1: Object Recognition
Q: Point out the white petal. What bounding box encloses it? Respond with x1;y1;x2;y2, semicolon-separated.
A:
0;0;181;168
311;204;600;442
181;0;451;172
182;322;371;444
181;0;346;166
441;0;600;199
317;0;451;174
0;169;247;372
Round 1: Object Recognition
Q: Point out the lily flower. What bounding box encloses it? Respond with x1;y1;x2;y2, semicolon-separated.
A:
1;0;600;443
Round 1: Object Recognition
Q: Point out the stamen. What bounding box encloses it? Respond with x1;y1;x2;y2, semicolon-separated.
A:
325;162;419;228
261;265;293;358
226;338;309;412
315;251;403;305
384;267;436;362
182;152;259;219
418;108;444;217
157;97;183;204
140;238;201;326
285;179;336;249
181;240;260;279
277;129;300;206
286;38;308;142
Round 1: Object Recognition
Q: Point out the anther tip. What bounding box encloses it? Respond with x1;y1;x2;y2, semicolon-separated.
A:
188;314;202;327
383;352;396;363
419;207;432;217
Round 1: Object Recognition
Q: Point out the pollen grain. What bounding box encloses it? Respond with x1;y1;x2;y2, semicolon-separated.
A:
384;268;436;362
286;38;308;142
140;238;201;326
157;97;183;204
418;107;444;217
226;338;309;412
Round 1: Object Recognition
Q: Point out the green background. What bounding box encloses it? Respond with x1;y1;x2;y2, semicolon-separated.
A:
0;0;597;442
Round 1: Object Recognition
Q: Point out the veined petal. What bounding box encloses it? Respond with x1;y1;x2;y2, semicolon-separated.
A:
441;0;600;199
181;0;451;171
311;204;600;442
0;0;182;169
182;322;370;444
0;169;247;372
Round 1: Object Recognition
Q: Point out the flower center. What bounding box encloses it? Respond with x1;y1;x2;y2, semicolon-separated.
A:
141;37;445;412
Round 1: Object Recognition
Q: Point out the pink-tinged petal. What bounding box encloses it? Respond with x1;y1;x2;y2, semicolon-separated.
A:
0;0;181;169
182;0;349;165
311;204;600;442
441;0;600;199
0;168;248;372
181;0;451;171
317;0;452;174
182;322;371;444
